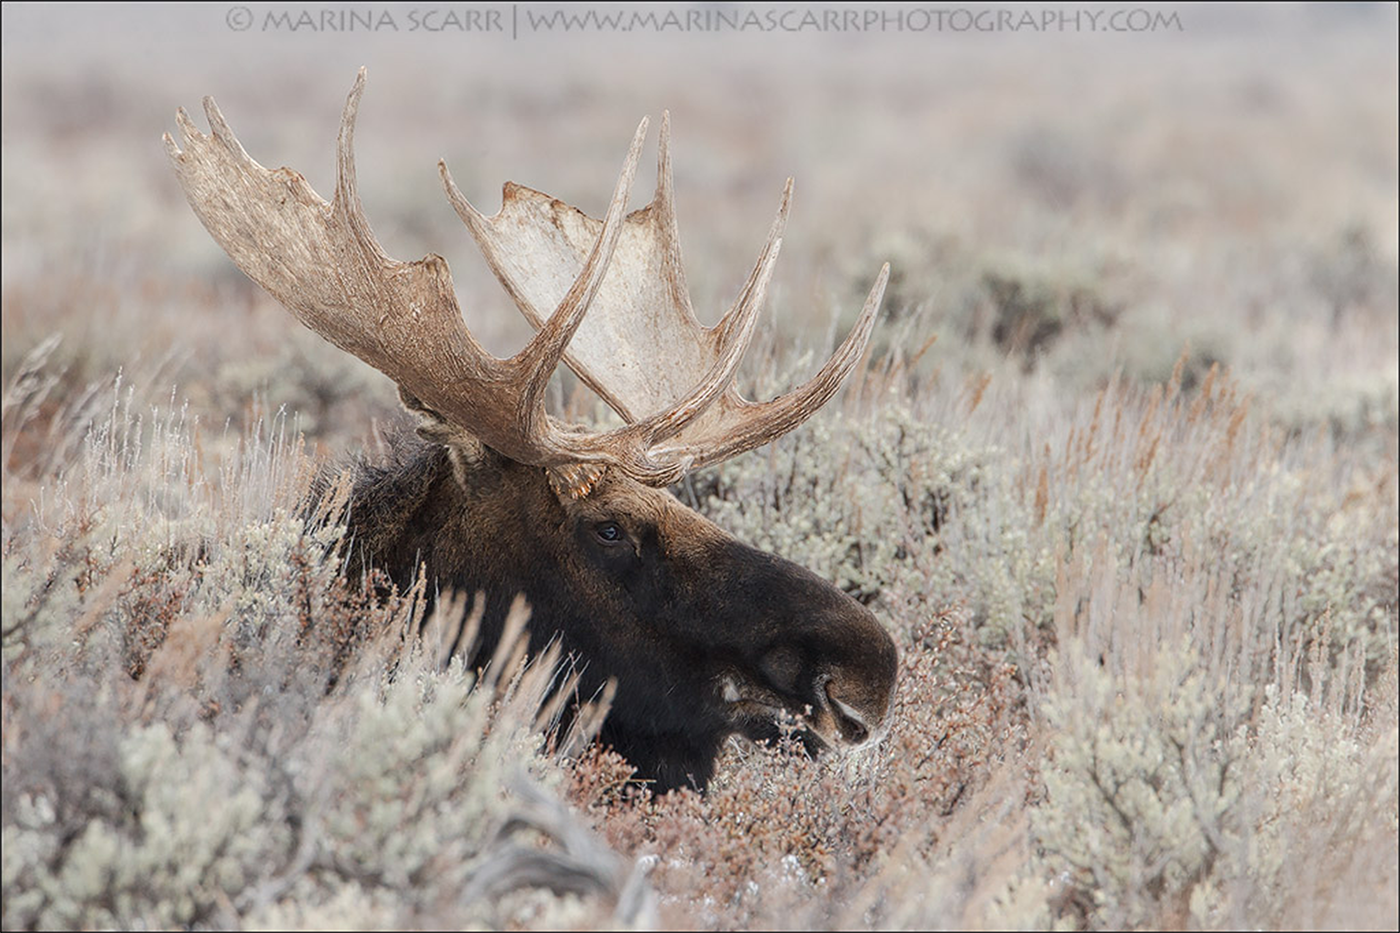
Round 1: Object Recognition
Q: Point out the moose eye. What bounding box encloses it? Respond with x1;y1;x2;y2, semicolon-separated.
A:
593;521;625;544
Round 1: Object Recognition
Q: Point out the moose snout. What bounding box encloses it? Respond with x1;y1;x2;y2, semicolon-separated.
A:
815;612;898;748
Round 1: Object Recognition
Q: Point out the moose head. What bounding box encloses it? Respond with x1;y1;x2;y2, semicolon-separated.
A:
166;69;897;791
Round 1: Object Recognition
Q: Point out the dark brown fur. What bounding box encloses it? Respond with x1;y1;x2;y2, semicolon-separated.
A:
346;433;897;792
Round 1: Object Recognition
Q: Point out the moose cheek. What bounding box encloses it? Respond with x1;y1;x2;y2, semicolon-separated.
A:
759;646;803;694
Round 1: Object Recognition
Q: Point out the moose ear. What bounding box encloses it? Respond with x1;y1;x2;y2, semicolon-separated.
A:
399;386;487;486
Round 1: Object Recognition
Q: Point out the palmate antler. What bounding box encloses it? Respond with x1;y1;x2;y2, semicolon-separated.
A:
165;68;888;487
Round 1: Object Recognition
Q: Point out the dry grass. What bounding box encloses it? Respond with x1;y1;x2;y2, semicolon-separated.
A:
3;4;1397;930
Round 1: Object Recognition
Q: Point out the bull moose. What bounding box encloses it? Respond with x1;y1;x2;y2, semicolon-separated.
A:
165;69;898;792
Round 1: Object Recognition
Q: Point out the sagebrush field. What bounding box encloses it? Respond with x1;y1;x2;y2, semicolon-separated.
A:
3;4;1396;930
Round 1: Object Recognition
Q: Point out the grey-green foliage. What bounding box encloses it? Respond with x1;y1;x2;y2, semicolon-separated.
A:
1035;639;1247;928
1023;507;1397;931
311;659;533;892
1034;651;1398;930
0;653;560;929
3;722;276;929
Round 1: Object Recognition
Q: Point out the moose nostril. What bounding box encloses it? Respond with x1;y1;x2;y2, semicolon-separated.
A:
825;686;870;744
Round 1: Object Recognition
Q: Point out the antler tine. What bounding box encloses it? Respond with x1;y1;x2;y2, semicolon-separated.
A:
655;263;890;471
333;68;393;271
652;111;701;329
439;121;648;432
563;255;882;488
440;162;546;327
521;174;793;481
711;178;792;349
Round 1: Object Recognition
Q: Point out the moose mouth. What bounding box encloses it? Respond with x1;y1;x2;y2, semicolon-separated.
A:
719;674;876;754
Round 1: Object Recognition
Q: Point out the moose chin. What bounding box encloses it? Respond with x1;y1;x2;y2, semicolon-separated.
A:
166;68;897;792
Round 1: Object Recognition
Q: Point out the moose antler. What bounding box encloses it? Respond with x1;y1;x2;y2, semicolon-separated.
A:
166;68;888;486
